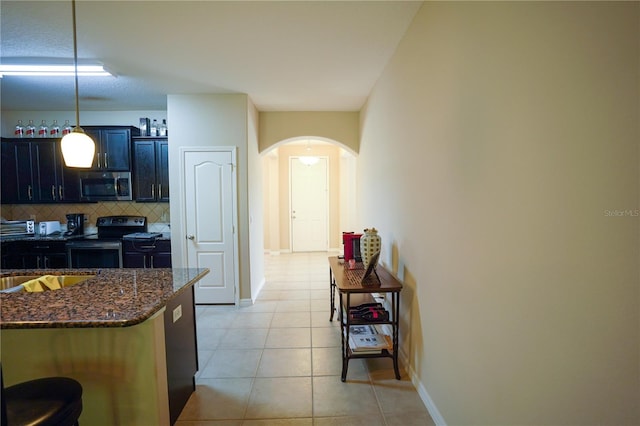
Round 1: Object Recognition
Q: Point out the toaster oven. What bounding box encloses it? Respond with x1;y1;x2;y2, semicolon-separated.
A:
0;220;36;237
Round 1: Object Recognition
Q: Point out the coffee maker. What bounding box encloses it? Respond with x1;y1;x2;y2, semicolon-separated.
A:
65;213;85;236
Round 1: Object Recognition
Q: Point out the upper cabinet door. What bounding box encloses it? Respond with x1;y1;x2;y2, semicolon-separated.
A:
84;126;136;171
101;129;131;171
133;140;157;201
132;138;169;202
1;142;18;203
32;141;59;202
157;141;170;202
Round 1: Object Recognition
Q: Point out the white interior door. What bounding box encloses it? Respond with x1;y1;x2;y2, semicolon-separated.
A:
290;157;328;252
183;148;237;304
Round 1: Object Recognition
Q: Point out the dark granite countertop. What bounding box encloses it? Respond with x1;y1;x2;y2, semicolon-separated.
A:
0;234;86;243
1;233;171;243
0;267;208;329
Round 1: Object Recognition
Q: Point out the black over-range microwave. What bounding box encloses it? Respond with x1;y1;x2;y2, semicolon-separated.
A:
79;171;133;201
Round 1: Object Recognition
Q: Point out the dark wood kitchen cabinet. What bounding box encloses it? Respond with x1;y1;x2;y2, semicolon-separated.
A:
132;138;169;202
123;239;172;268
1;240;68;269
0;138;80;204
83;126;140;171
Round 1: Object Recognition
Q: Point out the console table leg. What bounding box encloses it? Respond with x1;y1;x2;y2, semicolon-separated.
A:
329;267;336;321
393;292;401;379
340;291;349;381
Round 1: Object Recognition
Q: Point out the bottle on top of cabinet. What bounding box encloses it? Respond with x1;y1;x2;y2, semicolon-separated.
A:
38;120;49;137
159;119;168;136
49;120;61;137
14;120;24;137
62;120;73;135
150;119;158;137
25;120;36;138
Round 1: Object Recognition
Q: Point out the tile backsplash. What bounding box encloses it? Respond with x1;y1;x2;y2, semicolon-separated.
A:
0;202;170;230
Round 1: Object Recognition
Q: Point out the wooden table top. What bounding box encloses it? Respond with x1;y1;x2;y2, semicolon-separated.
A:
329;256;402;293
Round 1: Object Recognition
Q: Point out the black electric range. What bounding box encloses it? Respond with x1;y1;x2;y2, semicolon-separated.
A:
66;216;148;268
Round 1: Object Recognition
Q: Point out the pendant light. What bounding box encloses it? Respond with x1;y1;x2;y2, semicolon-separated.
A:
61;0;95;168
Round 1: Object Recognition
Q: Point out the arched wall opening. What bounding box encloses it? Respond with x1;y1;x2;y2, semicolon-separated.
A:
261;136;358;254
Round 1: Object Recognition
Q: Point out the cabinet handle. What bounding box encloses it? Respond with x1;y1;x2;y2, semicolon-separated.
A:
104;153;108;169
43;256;49;269
151;184;155;198
158;184;162;198
51;185;56;200
28;185;33;200
97;152;101;168
186;234;195;240
150;255;154;268
59;185;64;200
37;256;41;269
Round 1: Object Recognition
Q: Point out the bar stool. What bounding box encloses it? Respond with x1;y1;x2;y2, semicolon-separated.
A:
1;365;83;426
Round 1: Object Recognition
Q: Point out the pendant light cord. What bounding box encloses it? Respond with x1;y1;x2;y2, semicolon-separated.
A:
71;0;81;129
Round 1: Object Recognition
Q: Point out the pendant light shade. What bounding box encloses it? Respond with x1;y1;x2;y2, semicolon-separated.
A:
61;0;95;168
61;128;96;167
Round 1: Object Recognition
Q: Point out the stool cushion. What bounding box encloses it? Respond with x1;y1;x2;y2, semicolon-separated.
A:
4;377;82;426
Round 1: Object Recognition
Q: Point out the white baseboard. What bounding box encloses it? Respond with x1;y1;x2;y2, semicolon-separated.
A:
238;298;253;308
399;350;447;426
249;277;266;305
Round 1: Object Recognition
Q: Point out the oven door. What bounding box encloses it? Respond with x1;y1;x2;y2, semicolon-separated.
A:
67;240;123;268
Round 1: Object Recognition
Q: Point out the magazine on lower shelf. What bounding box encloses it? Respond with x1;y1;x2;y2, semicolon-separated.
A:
348;325;392;352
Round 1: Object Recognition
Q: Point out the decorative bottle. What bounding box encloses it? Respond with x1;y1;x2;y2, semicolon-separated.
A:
14;120;24;137
360;228;381;267
62;120;73;135
150;119;158;137
25;120;36;138
159;119;167;136
38;120;49;137
49;119;60;137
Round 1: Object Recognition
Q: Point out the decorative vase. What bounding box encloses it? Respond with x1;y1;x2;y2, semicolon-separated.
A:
360;228;381;267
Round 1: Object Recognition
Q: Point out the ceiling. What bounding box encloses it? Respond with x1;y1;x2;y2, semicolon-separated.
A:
0;0;421;112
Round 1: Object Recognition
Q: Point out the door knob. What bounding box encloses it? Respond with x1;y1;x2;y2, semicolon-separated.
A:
186;234;195;240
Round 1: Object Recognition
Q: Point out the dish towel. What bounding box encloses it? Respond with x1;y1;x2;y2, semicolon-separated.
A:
21;275;62;292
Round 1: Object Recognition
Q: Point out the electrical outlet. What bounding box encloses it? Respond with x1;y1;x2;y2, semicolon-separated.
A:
172;304;182;323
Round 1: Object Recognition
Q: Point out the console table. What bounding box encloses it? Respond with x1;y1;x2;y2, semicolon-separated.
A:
328;256;402;381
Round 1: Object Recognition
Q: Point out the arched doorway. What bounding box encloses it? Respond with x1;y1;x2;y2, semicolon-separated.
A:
261;137;357;254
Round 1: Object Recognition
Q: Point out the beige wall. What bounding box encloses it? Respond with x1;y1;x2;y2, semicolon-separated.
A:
167;94;252;301
259;111;359;153
247;98;265;302
359;2;639;424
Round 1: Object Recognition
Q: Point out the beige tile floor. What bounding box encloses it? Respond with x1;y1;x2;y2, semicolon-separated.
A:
176;252;435;426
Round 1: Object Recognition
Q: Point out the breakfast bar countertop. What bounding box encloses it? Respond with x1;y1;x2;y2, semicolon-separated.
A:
0;268;209;329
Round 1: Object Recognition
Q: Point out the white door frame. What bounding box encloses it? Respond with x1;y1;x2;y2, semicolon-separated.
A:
289;155;329;252
178;146;240;305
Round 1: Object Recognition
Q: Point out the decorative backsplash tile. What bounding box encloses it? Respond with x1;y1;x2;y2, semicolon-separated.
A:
0;202;170;227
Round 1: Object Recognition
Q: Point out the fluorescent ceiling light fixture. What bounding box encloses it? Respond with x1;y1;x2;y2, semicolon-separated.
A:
0;64;111;77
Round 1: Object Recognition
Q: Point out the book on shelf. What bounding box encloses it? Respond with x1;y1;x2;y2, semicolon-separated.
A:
349;324;378;336
348;329;392;352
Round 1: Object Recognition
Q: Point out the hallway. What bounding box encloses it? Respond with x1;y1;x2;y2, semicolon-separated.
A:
177;252;434;425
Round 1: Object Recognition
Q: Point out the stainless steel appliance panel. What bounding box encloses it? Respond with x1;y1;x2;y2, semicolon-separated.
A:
67;240;123;268
79;172;132;201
